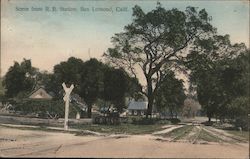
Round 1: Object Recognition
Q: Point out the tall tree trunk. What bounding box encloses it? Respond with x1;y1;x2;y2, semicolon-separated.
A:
87;105;92;118
146;96;153;118
146;78;153;118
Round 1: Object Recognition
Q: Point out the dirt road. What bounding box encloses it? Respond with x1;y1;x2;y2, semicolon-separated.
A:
0;125;248;158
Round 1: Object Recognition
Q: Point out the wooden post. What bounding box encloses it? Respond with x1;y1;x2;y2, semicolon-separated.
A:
62;82;74;131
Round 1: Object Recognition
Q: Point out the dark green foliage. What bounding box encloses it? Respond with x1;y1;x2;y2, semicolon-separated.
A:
227;97;249;130
79;58;105;117
186;33;249;126
54;57;83;85
131;117;158;125
155;70;186;118
104;67;140;112
169;118;181;124
130;117;177;125
11;99;80;118
104;68;126;101
126;77;143;100
37;57;140;118
51;57;84;98
0;78;5;97
3;59;37;98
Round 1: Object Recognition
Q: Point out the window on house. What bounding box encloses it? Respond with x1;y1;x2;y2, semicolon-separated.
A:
134;110;137;115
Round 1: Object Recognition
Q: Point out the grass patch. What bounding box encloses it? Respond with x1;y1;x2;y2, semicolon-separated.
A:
1;121;168;135
162;125;194;140
199;129;224;142
72;123;165;135
225;130;249;141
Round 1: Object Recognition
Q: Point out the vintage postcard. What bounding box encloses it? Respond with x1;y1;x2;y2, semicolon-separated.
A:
0;0;249;158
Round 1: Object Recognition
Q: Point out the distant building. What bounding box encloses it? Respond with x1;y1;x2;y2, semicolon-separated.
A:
29;87;53;100
70;93;88;112
128;100;148;116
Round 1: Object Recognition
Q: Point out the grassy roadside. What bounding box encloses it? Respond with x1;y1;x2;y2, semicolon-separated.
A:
0;123;166;135
160;125;194;140
72;123;166;135
199;129;224;143
225;130;249;141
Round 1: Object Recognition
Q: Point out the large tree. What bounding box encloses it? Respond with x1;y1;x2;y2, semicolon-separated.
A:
104;4;214;117
183;98;201;118
155;70;186;118
3;59;37;98
79;58;106;118
186;34;248;122
103;68;128;113
52;57;84;98
103;67;141;113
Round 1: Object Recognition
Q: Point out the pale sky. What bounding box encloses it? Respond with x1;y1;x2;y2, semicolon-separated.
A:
1;0;249;79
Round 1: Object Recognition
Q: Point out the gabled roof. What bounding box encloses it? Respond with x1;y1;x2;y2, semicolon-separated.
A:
70;93;87;110
29;87;53;99
128;101;148;110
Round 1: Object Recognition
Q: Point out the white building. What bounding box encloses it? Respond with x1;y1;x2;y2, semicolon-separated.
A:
128;100;148;116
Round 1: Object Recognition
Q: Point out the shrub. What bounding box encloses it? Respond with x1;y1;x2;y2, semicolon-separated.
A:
168;118;181;124
11;99;81;119
130;117;180;125
156;119;171;125
234;117;248;130
202;121;214;126
227;97;249;130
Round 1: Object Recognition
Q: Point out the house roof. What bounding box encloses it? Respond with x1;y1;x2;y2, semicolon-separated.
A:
70;93;87;109
128;101;148;110
29;87;53;99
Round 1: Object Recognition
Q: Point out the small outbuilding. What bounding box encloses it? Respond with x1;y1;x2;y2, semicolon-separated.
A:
128;100;148;116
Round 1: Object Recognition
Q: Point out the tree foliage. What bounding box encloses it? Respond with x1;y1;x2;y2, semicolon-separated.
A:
52;57;84;98
79;58;105;117
182;98;201;118
186;33;249;123
104;4;214;117
155;71;186;118
104;68;128;112
0;78;5;97
3;59;37;98
48;57;140;118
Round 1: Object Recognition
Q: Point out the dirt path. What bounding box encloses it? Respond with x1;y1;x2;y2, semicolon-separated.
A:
152;125;183;135
204;126;247;143
152;124;248;145
0;125;248;158
181;125;202;143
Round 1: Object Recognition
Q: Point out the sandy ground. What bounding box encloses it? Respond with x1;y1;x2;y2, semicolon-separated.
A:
0;125;249;158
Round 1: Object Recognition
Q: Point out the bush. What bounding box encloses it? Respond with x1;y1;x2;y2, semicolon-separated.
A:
131;118;156;125
156;119;171;125
11;99;81;119
227;97;249;130
168;118;181;124
131;117;172;125
202;121;214;126
234;117;248;131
